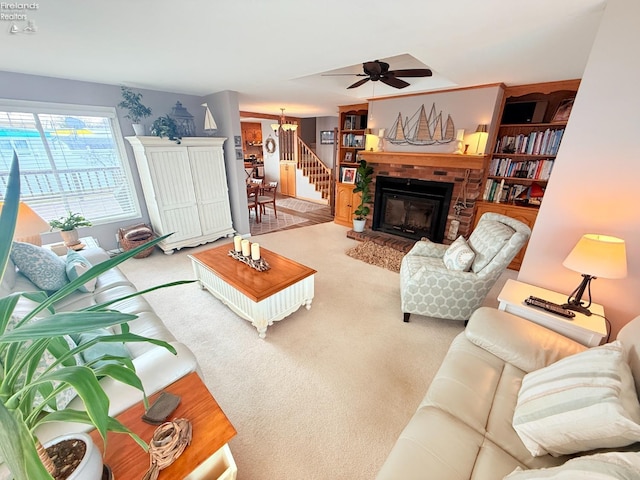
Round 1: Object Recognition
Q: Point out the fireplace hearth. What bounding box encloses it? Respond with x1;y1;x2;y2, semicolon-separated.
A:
372;176;453;242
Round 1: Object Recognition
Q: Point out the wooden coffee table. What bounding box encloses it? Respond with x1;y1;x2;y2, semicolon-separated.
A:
89;372;237;479
189;243;316;338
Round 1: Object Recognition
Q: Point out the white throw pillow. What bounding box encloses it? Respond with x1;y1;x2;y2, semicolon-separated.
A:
10;242;69;291
503;451;640;479
513;341;640;457
65;249;96;293
443;236;475;272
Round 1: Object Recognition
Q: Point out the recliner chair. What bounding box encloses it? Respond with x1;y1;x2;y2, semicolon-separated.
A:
400;212;531;322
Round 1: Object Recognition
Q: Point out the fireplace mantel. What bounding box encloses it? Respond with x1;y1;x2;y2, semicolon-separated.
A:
360;151;486;169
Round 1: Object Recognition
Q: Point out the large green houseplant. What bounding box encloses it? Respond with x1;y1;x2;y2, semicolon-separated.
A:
0;153;191;479
352;159;374;233
117;87;152;135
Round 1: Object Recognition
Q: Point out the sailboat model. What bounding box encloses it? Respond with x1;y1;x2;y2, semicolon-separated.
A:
386;103;456;146
385;113;408;144
201;103;218;135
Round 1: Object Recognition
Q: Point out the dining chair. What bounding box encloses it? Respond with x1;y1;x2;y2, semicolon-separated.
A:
247;184;261;223
257;181;278;219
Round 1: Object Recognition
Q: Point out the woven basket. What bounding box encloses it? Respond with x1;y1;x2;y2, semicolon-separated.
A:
118;223;155;259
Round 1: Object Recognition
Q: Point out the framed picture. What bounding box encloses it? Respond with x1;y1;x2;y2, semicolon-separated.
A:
344;151;353;162
235;149;244;161
320;130;334;144
234;135;242;148
552;98;575;123
341;167;357;184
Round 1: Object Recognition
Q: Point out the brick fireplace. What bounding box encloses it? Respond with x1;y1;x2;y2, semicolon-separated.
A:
358;151;486;243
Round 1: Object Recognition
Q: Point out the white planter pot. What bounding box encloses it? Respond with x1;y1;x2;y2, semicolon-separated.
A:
132;123;145;136
60;229;80;247
43;432;103;480
353;218;366;233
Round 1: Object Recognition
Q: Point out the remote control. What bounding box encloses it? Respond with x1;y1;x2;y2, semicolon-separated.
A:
525;296;576;319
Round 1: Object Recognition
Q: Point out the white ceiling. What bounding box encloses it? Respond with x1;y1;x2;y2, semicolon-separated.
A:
2;0;607;118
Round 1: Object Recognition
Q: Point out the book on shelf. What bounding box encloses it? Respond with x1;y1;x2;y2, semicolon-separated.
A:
343;114;367;131
342;133;364;147
489;157;554;180
495;128;564;156
483;179;531;203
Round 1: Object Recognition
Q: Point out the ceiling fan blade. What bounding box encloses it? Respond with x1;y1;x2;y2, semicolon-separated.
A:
380;76;410;89
347;78;371;89
321;73;368;77
387;68;433;78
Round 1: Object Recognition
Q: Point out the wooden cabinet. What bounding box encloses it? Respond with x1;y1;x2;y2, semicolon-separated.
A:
279;161;296;197
474;201;539;271
241;122;263;161
335;103;367;226
126;136;234;254
334;182;361;227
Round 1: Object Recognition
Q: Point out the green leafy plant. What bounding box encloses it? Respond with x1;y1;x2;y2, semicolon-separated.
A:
0;152;193;479
352;159;374;220
117;87;152;124
151;115;182;144
48;211;92;232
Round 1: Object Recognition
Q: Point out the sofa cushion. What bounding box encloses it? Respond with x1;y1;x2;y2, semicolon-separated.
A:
76;328;131;368
10;242;69;291
65;249;96;293
443;236;475;271
504;451;640;479
513;340;640;457
468;220;515;273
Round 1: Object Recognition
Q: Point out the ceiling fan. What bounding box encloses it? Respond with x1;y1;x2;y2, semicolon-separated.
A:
325;60;432;89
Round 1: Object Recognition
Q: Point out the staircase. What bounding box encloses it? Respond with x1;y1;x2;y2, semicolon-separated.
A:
296;138;332;201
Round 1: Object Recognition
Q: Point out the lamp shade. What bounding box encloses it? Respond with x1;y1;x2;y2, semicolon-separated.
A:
475;124;488;133
0;201;49;246
562;234;627;279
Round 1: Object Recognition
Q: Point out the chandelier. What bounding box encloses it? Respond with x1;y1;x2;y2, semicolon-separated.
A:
270;108;298;135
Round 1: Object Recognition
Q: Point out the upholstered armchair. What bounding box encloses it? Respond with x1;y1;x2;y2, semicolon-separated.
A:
400;212;531;322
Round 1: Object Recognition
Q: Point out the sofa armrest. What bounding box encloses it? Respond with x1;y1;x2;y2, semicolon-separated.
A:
407;239;448;258
465;307;587;373
34;342;200;443
75;247;110;266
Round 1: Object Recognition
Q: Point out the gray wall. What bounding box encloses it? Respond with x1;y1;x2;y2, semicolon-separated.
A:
0;71;249;248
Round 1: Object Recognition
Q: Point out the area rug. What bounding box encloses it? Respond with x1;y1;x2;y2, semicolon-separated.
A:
346;240;406;273
276;197;327;213
250;210;308;236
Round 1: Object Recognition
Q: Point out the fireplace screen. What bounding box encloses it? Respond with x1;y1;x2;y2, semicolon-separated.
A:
373;176;453;242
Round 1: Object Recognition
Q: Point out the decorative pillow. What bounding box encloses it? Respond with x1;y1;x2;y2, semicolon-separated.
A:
443;236;475;271
467;220;515;273
76;328;131;368
513;341;640;457
65;249;96;293
504;451;640;479
10;242;69;291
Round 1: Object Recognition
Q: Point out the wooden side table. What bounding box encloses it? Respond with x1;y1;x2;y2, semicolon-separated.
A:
497;278;607;347
90;372;237;480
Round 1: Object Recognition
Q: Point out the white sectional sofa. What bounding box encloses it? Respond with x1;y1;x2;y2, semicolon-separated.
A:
1;246;199;443
376;307;640;479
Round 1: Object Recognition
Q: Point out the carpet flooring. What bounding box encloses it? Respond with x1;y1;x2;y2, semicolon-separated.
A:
118;223;516;480
276;197;328;213
249;209;308;236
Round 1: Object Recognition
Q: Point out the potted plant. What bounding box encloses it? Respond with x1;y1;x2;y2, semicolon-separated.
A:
48;211;92;247
150;115;182;144
352;159;374;233
0;153;191;479
117;86;152;136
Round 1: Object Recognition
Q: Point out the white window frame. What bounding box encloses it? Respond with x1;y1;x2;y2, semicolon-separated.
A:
0;98;141;224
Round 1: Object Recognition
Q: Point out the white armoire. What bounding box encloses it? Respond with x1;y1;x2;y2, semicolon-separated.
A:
126;136;234;254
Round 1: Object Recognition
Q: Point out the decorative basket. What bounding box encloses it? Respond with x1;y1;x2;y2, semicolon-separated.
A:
118;223;156;258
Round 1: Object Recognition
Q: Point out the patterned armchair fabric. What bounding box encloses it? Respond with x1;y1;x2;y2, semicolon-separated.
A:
400;212;531;321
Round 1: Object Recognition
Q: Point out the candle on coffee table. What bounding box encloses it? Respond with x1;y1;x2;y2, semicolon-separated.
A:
241;240;251;256
251;242;260;260
233;235;242;252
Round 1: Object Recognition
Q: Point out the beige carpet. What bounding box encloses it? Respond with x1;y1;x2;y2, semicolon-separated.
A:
118;223;516;480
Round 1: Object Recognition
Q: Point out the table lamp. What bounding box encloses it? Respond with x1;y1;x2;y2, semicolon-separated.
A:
562;234;627;316
0;201;49;246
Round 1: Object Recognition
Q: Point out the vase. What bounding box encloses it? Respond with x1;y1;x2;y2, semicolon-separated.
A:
132;123;145;136
60;229;80;247
353;218;366;233
43;433;103;480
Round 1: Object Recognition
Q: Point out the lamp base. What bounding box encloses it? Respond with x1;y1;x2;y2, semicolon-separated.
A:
562;301;592;316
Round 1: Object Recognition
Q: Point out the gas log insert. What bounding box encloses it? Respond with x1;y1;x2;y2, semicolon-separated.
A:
372;176;453;243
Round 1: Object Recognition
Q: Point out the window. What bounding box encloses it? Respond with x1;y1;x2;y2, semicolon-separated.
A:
0;100;140;225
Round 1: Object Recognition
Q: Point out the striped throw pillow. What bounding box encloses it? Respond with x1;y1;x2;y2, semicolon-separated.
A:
513;341;640;457
504;451;640;479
